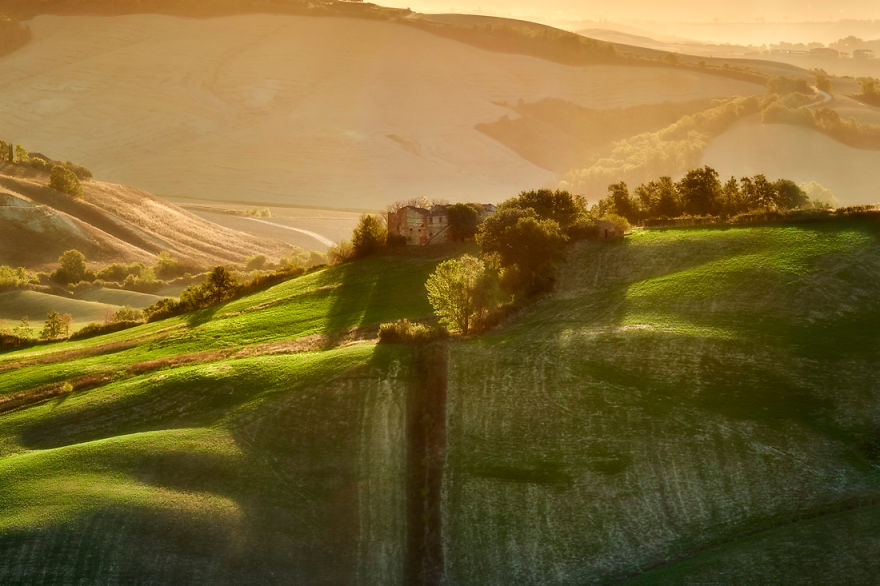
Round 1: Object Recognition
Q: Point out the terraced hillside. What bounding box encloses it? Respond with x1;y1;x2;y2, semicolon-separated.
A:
444;219;880;583
0;249;456;584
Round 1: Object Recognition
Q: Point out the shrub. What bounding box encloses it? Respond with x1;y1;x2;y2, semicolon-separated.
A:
70;320;142;341
245;254;268;271
601;213;631;235
112;306;143;322
328;240;355;264
29;156;50;171
378;319;447;344
49;165;83;197
63;161;92;180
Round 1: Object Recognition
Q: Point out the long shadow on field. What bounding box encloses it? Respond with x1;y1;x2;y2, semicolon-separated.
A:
321;254;438;348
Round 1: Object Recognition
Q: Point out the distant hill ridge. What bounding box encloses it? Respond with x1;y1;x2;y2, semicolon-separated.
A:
0;163;290;267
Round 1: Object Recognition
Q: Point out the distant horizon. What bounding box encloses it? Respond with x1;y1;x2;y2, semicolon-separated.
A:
380;1;880;44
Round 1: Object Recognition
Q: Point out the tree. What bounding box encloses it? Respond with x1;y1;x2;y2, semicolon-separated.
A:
654;176;680;218
751;174;776;209
204;266;237;303
155;251;180;279
446;203;480;241
41;310;72;339
774;179;809;210
13;144;28;164
13;316;31;339
607;182;637;223
501;189;582;229
49;164;83;197
351;214;387;258
53;249;87;284
721;176;742;215
425;255;496;335
678;166;721;215
477;207;567;296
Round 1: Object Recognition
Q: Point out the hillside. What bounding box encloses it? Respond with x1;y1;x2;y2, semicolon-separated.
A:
444;220;880;583
0;164;291;268
0;14;763;209
702;118;880;206
1;222;878;582
0;247;456;583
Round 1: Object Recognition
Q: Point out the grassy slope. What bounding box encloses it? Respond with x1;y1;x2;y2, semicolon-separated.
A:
444;220;880;584
0;290;120;331
0;248;461;584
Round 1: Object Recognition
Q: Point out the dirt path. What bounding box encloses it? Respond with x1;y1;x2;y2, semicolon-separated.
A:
246;217;336;247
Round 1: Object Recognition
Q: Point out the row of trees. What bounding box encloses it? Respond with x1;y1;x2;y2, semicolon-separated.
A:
594;166;821;224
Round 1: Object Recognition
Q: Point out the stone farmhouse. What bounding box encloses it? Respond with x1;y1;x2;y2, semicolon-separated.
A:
387;204;496;246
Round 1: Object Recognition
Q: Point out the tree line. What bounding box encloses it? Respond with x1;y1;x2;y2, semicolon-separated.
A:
592;165;828;225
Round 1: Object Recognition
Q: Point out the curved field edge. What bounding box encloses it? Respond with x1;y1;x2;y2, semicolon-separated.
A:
442;219;880;584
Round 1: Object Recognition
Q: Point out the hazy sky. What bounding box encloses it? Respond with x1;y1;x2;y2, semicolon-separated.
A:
382;0;880;25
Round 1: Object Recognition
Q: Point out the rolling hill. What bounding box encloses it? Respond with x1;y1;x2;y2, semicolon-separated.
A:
0;14;764;209
1;220;878;582
702;118;880;205
0;163;291;268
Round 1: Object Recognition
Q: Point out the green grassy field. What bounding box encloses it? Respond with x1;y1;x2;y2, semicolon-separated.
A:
0;290;121;333
0;247;462;584
444;220;880;584
1;223;879;583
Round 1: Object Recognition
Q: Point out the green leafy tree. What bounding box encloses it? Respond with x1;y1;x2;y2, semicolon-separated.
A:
446;203;480;241
204;266;237;303
351;214;387;258
751;174;776;209
14;144;28;164
721;176;742;215
53;249;87;284
678;166;721;215
654;176;680;218
607;181;637;223
477;207;567;296
501;189;583;229
41;310;72;339
425;254;496;334
13;316;31;339
774;179;809;210
49;164;83;197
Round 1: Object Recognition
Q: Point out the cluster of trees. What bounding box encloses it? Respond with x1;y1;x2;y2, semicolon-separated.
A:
423;190;628;336
0;265;33;291
562;96;764;196
856;77;880;106
593;166;819;225
763;102;880;149
47;249;201;291
143;261;315;322
1;139;93;196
